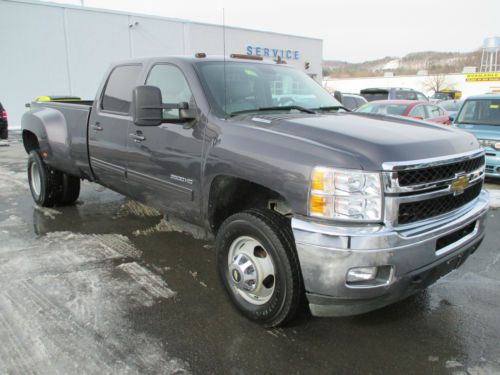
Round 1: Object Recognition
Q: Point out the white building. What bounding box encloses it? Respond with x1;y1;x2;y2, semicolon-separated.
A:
0;0;323;127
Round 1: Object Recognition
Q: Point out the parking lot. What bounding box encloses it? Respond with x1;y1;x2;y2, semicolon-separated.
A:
0;133;498;374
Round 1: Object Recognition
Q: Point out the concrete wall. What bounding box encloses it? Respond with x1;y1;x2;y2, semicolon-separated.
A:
324;73;500;99
0;0;322;127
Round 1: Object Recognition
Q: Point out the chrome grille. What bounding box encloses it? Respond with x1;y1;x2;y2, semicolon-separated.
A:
383;150;486;227
397;155;484;186
398;182;483;225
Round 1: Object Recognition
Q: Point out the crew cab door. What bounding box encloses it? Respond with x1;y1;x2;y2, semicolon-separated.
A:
126;63;205;224
88;64;142;194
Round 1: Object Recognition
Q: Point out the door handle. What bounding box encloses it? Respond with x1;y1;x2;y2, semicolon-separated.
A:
129;133;146;143
91;123;103;131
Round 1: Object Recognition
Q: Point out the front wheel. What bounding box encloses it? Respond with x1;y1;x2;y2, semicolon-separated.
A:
216;208;303;327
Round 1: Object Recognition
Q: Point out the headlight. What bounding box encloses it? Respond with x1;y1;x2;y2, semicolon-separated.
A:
310;167;383;222
478;139;500;150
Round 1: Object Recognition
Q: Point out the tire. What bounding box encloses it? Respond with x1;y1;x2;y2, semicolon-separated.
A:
0;127;7;140
27;150;61;207
58;173;80;205
216;208;303;327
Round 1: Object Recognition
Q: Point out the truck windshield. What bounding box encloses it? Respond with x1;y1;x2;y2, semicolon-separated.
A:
195;61;341;117
457;99;500;126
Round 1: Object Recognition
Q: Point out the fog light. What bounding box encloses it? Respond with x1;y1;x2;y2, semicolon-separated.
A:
346;267;378;283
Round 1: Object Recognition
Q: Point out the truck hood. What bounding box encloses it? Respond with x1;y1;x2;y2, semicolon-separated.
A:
233;112;480;170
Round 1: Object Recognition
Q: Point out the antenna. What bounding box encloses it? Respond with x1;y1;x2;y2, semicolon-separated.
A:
223;8;227;118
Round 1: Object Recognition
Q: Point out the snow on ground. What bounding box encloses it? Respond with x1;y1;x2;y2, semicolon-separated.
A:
0;161;190;374
488;187;500;208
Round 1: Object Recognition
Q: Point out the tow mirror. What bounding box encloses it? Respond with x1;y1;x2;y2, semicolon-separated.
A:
162;101;196;125
132;85;163;126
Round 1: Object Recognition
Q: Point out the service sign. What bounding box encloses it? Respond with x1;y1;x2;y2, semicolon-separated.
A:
246;46;300;60
466;72;500;82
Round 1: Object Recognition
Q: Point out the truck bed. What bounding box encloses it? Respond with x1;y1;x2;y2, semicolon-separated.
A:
26;101;93;179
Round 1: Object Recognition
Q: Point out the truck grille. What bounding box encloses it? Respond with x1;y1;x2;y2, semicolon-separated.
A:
397;155;485;186
398;182;482;225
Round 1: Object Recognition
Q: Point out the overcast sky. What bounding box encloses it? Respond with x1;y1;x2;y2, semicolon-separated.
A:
47;0;500;62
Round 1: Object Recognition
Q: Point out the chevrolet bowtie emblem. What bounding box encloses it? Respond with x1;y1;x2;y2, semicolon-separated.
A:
450;174;470;195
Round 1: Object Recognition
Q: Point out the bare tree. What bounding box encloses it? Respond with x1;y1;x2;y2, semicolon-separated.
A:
421;74;456;93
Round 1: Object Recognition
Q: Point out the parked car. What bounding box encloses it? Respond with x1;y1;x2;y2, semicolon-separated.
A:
0;101;8;139
356;100;451;125
22;55;488;327
439;99;464;118
451;94;500;179
341;93;367;110
430;90;462;102
360;87;428;102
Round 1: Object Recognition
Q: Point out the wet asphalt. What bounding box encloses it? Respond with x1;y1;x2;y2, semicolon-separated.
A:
0;133;499;375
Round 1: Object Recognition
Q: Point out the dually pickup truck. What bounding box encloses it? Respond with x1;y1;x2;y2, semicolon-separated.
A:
22;55;489;327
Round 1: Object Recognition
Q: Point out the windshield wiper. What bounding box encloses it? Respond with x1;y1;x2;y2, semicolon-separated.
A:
313;105;350;112
229;105;316;117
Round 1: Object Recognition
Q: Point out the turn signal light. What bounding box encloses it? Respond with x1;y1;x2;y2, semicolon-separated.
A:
310;195;325;215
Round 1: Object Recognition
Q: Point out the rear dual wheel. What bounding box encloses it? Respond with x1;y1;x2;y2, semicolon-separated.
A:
27;150;80;207
216;208;303;327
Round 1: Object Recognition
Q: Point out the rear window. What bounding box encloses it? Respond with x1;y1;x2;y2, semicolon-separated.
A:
360;90;388;102
357;103;407;116
101;65;142;114
440;101;462;112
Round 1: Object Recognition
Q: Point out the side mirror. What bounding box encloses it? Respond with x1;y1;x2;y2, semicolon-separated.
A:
132;85;163;126
163;101;196;125
449;114;456;123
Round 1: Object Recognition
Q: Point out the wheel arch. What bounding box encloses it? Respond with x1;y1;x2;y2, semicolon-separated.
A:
206;174;293;234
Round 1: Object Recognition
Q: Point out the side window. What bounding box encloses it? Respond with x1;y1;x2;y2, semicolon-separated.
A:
410;105;426;118
416;92;427;101
101;65;142;114
427;105;441;119
396;91;417;100
343;97;356;110
146;64;193;120
355;98;366;107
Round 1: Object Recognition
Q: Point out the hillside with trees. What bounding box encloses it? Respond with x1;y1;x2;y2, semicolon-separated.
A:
323;50;481;78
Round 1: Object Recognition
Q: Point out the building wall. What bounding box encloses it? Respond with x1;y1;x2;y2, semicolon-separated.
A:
0;0;322;127
324;73;500;99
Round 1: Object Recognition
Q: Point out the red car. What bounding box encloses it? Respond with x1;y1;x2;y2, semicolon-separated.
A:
356;100;451;125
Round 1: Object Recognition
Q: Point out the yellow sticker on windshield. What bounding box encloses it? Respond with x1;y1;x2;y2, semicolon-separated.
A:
490;104;499;109
244;69;258;77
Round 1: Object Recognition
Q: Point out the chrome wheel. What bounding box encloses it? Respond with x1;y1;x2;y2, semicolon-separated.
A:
30;161;41;198
228;236;276;305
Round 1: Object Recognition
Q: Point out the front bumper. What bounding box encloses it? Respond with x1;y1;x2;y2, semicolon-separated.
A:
292;190;490;317
485;151;500;178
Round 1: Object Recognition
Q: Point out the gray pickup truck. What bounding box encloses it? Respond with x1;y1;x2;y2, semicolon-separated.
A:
22;55;489;327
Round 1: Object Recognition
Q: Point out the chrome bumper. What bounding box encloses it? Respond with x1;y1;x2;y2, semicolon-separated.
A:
292;190;490;317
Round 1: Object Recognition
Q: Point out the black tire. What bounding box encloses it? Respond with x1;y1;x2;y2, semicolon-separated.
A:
216;208;303;327
0;129;7;140
58;173;80;205
27;150;61;207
